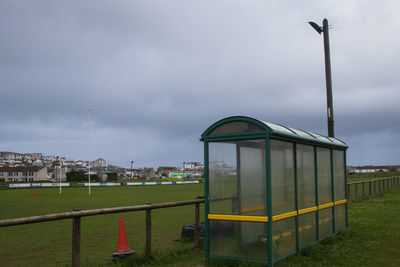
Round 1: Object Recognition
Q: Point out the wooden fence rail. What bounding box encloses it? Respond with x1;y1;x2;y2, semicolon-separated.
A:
0;198;204;267
347;176;400;200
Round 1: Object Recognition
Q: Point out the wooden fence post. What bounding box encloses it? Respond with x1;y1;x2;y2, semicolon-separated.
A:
145;203;152;258
194;203;200;248
72;209;81;267
354;183;358;200
369;181;372;196
362;181;365;196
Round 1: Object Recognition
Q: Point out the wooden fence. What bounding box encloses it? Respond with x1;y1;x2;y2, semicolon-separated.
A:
347;176;400;200
0;198;204;267
1;176;399;266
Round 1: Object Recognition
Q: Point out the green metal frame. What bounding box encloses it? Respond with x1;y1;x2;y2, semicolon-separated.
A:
293;143;299;251
344;152;349;228
204;141;210;260
314;146;320;242
202;116;348;266
331;149;336;234
266;134;273;265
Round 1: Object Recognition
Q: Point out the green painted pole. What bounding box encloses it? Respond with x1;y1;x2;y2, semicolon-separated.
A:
266;136;273;266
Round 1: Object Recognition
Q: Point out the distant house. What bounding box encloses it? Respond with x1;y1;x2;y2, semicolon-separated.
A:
183;162;203;170
74;160;85;166
48;167;67;182
92;158;107;168
351;165;400;173
157;166;178;177
353;165;390;173
62;160;75;166
32;160;44;167
0;166;49;182
126;168;141;178
124;168;156;180
142;168;156;179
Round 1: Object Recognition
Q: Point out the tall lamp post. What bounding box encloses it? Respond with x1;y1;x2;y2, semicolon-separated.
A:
309;18;335;138
130;161;134;180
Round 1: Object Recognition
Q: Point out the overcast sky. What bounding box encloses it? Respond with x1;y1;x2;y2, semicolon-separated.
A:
1;1;399;168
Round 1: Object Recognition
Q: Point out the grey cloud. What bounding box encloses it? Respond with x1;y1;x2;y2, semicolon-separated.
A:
1;1;400;167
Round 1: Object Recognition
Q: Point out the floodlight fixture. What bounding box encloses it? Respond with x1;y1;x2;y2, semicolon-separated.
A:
308;21;323;34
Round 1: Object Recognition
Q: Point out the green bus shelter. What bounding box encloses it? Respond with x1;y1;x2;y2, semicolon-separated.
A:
201;116;348;265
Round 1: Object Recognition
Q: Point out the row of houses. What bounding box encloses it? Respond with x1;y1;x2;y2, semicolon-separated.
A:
348;165;400;173
0;151;108;169
0;161;205;183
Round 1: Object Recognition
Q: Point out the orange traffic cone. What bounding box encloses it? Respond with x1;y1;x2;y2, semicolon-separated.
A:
112;216;135;262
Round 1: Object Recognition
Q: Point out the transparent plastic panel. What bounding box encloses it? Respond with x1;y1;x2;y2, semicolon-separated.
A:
263;122;294;134
328;137;346;146
319;208;333;240
312;133;334;143
317;147;332;204
209;140;266;215
209;121;263;136
209;142;238;214
289;128;316;140
271;140;295;215
296;144;316;209
209;220;268;261
335;204;346;232
333;150;345;201
272;218;296;260
239;140;266;216
298;212;317;249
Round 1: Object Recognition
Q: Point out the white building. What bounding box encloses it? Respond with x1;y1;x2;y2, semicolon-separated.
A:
92;158;107;168
183;162;203;170
0;166;49;182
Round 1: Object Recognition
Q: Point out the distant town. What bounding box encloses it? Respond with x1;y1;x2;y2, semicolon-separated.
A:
0;151;204;183
2;151;400;184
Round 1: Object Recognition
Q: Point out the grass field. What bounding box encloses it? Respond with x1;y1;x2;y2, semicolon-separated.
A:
2;176;400;266
0;184;205;266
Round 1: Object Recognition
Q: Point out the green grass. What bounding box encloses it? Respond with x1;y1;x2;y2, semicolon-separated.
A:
0;184;204;266
2;184;400;266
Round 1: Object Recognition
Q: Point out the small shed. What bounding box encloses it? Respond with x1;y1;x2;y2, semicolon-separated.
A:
200;116;348;265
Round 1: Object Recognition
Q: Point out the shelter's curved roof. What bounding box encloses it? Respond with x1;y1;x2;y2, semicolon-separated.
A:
201;116;347;148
